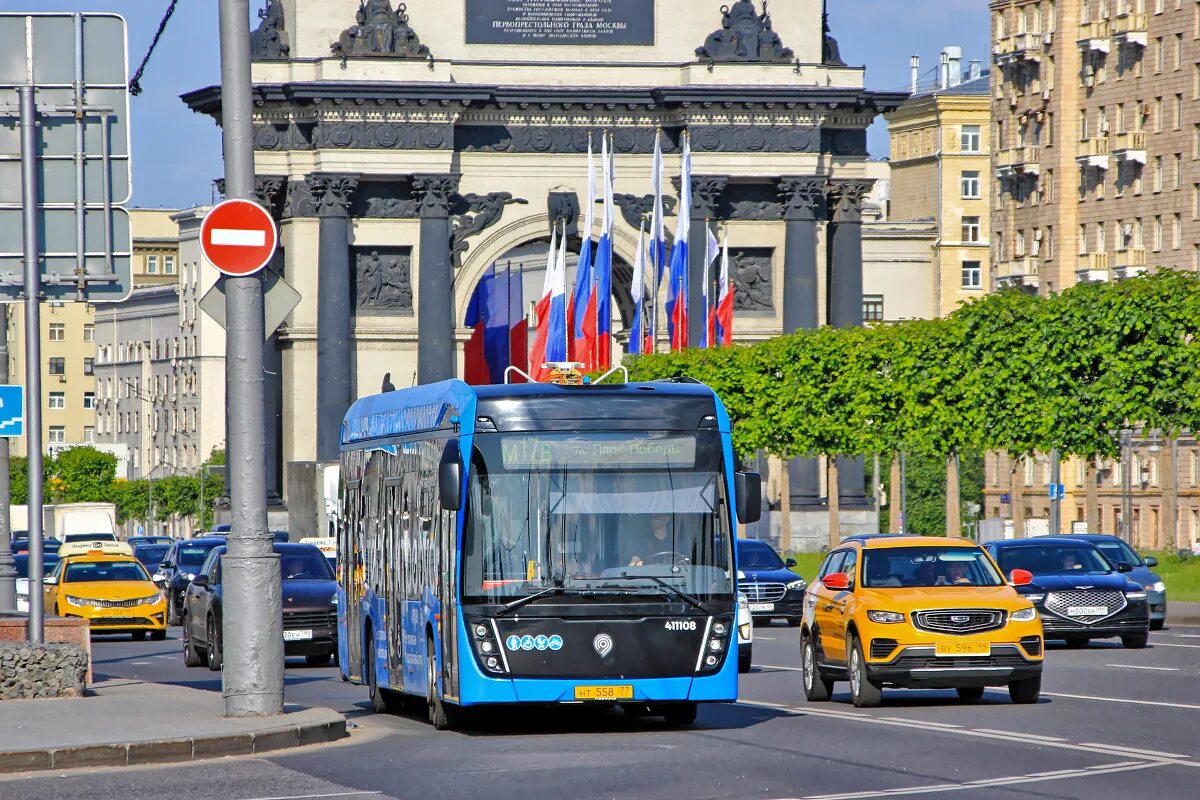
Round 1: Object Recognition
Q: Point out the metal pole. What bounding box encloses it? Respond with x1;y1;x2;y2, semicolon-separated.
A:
218;0;282;717
899;451;907;534
1049;447;1061;535
0;304;13;612
20;84;45;643
72;13;87;302
1121;428;1133;543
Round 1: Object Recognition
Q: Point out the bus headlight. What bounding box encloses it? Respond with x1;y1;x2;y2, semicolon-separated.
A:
474;624;488;638
713;622;727;636
486;657;499;670
708;638;723;652
469;619;507;675
480;640;494;654
705;655;718;667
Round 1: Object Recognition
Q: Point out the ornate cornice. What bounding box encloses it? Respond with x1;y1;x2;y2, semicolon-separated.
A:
827;179;874;224
411;174;461;218
777;177;826;222
306;173;360;218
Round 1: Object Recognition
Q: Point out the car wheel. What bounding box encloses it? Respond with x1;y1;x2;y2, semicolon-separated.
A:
426;634;461;730
206;616;222;671
150;629;167;642
1065;636;1089;649
848;636;882;708
182;616;203;667
801;635;833;702
306;653;333;667
1121;632;1149;649
131;630;147;641
1149;619;1165;631
367;645;401;714
956;686;985;702
661;703;698;727
167;599;181;626
1009;675;1041;704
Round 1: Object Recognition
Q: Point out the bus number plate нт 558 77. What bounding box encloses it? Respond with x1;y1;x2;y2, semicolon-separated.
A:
574;685;633;701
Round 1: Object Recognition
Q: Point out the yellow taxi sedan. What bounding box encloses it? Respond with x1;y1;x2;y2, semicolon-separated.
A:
44;548;169;640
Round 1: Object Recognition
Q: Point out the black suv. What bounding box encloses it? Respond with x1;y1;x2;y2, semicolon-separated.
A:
155;537;227;625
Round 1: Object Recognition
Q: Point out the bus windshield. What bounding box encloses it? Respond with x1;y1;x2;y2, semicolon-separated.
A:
462;430;734;603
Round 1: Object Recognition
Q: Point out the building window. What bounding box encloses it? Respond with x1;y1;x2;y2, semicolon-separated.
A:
48;357;65;375
147;255;158;274
961;170;981;199
1154;156;1164;191
83;358;94;376
165;255;176;275
962;261;983;289
1154;216;1164;251
83;324;94;342
863;295;884;322
961;216;982;242
48;426;65;444
961;125;982;153
48;323;65;342
83;391;95;410
48;392;65;410
83;426;94;444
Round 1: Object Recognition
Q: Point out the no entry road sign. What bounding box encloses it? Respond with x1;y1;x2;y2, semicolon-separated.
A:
201;199;278;276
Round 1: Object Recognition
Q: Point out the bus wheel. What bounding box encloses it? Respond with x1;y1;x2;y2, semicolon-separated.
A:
661;703;698;727
426;634;461;731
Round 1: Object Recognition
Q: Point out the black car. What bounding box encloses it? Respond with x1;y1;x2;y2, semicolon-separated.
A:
181;543;337;670
735;539;807;625
128;535;174;548
133;544;172;571
155;537;227;625
985;538;1151;648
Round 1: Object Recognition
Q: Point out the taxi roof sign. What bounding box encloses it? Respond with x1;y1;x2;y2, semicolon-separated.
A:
58;540;133;558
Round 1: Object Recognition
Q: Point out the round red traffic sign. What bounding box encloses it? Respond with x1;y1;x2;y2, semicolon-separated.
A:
200;198;278;276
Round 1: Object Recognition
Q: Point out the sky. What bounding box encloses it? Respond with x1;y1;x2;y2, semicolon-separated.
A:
21;0;990;209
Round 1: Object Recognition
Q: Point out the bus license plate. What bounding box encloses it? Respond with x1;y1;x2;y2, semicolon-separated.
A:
574;685;633;701
749;603;774;613
934;641;990;657
283;629;313;641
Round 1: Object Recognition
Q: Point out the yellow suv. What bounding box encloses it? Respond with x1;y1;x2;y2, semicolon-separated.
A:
800;535;1043;707
44;549;168;641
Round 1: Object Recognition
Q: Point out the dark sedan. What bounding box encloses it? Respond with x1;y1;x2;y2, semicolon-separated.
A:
735;539;807;625
1065;534;1167;629
133;544;171;571
181;543;337;670
154;537;227;625
985;538;1151;648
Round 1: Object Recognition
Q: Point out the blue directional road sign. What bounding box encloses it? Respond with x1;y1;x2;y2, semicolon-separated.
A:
1048;483;1066;501
0;384;25;437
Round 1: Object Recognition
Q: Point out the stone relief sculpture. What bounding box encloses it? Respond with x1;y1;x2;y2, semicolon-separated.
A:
250;0;289;61
451;192;527;262
612;194;679;233
696;0;793;63
332;0;430;61
547;192;581;237
356;250;413;312
731;250;774;312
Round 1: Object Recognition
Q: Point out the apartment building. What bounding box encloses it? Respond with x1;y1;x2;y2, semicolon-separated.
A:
990;0;1200;291
887;47;994;315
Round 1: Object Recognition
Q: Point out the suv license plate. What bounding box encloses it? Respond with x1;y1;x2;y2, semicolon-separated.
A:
574;685;633;701
749;603;774;613
1067;606;1108;617
283;629;313;641
934;641;991;657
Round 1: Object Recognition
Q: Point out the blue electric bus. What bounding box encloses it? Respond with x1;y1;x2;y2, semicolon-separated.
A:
337;377;761;729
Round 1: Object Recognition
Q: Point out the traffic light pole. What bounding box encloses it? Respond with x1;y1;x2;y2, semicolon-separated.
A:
217;0;282;717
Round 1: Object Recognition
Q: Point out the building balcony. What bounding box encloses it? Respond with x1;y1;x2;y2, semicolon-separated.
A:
1077;21;1111;53
1075;252;1110;284
995;257;1041;291
1112;12;1148;47
1113;248;1148;280
996;146;1041;178
1076;136;1110;170
994;32;1048;65
1111;131;1147;165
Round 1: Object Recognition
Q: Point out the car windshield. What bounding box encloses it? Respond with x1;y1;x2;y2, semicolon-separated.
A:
1091;540;1142;568
737;541;784;570
278;550;334;580
996;545;1113;576
177;543;220;568
64;561;150;583
13;554;59;578
134;545;170;568
63;533;117;543
862;547;1005;588
462;430;734;603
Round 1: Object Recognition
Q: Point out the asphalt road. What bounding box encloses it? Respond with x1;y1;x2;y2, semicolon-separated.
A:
3;621;1199;800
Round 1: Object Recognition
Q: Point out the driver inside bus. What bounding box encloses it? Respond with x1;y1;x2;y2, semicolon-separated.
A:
628;515;675;567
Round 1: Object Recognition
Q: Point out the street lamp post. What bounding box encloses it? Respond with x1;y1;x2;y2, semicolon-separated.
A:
1120;427;1133;542
1049;447;1061;535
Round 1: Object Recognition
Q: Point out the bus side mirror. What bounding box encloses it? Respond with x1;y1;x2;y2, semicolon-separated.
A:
439;460;462;511
735;471;762;524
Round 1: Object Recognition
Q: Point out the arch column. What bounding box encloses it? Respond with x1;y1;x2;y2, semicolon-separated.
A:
413;173;460;384
688;176;728;347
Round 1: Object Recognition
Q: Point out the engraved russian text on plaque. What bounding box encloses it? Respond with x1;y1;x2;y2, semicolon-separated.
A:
465;0;655;46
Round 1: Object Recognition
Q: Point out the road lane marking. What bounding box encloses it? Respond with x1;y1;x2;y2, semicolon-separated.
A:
1149;642;1200;648
1105;663;1179;671
972;728;1066;742
758;663;803;671
1079;743;1193;759
1159;633;1200;638
1043;691;1200;711
237;793;382;800
879;717;960;729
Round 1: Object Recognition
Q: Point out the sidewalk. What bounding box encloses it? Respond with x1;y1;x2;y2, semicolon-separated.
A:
1169;600;1200;626
0;678;347;774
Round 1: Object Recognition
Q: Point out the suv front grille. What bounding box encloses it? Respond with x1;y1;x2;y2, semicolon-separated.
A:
1043;590;1126;625
912;609;1005;635
870;639;898;659
742;582;787;602
284;610;336;629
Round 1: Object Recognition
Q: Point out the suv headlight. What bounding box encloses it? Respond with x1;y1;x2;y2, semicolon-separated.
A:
786;579;807;592
866;610;905;624
1010;606;1038;622
1147;581;1165;593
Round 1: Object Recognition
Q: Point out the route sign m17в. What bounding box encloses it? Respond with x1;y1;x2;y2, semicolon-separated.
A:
201;199;278;277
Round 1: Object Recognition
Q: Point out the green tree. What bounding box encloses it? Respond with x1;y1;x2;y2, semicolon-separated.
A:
49;446;118;504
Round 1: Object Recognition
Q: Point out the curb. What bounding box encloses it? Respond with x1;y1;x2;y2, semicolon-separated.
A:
0;715;348;775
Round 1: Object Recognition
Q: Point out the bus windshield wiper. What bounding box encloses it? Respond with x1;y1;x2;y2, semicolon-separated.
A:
494;587;560;616
615;572;709;615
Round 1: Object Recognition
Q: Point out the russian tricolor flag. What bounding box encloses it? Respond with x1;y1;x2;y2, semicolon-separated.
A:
570;137;596;365
594;132;615;370
666;133;691;351
713;229;733;347
464;264;527;384
530;223;567;380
